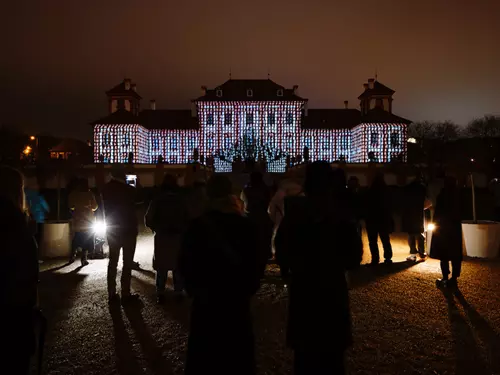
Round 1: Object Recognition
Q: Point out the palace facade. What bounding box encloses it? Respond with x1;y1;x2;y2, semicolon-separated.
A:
92;77;410;172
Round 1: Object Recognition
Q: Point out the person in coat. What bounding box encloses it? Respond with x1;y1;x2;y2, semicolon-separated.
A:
102;168;140;303
402;173;432;261
68;178;98;266
430;176;463;288
364;172;394;265
275;162;363;374
145;174;189;304
0;166;39;374
24;184;50;256
241;171;274;263
179;175;263;375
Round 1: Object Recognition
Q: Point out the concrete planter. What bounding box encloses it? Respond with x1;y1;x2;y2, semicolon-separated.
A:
462;221;500;259
41;221;71;258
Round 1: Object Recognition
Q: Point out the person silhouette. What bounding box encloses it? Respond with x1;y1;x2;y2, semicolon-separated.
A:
275;162;362;374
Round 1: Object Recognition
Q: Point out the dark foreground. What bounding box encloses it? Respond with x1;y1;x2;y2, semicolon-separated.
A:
36;233;500;375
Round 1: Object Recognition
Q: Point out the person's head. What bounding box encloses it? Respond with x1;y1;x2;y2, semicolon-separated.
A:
304;161;334;196
250;171;263;187
78;177;89;192
207;175;233;200
0;166;25;211
161;174;178;191
347;176;360;190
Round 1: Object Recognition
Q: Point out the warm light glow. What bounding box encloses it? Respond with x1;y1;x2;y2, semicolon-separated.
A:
92;221;107;236
427;223;436;232
470;158;475;162
30;136;36;141
23;146;32;155
408;137;417;144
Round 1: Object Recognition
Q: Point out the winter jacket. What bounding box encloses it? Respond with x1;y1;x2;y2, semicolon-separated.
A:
25;189;49;224
102;179;139;236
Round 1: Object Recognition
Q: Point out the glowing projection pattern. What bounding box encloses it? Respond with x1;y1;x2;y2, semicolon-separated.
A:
94;124;149;163
301;129;351;162
350;123;407;163
150;129;199;164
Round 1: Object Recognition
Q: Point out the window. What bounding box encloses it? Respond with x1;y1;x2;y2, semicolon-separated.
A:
216;89;223;97
340;135;349;150
287;134;294;149
286;113;293;125
103;133;111;145
376;98;383;108
207;136;213;150
322;137;330;150
123;132;130;146
171;137;178;150
246;113;254;125
224;134;232;148
277;89;283;97
247;89;253;97
224;112;232;126
370;132;379;147
305;137;312;148
152;137;159;150
206;113;214;126
390;132;400;147
267;112;275;125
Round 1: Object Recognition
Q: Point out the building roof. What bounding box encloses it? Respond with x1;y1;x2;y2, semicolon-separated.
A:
360;107;411;124
91;108;141;125
50;138;90;153
195;79;306;102
105;79;142;99
303;109;362;130
358;80;395;99
139;109;199;130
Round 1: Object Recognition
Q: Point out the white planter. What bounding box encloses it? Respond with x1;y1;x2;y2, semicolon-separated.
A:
41;221;71;258
462;221;500;259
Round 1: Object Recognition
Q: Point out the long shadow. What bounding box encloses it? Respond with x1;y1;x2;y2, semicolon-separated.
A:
453;289;500;373
122;303;175;375
348;261;418;289
135;268;156;279
441;289;489;375
132;275;191;328
109;303;145;375
40;261;72;273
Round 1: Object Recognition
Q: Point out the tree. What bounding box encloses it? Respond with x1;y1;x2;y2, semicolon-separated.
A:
466;116;500;138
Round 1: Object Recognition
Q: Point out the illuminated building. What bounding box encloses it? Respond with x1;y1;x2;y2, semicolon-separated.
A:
92;77;410;171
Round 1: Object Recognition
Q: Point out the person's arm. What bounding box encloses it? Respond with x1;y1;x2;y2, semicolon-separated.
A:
89;193;98;212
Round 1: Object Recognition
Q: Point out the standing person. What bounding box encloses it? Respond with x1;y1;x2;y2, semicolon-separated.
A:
102;168;140;304
364;172;394;265
68;178;98;266
241;171;273;264
275;162;363;375
347;176;362;237
24;183;50;259
145;174;189;304
269;178;302;280
0;166;39;374
403;173;431;261
431;177;463;288
179;175;263;375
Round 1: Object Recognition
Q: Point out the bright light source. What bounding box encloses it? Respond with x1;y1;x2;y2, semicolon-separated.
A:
30;136;36;141
427;223;436;232
93;221;107;236
470;158;475;162
23;146;32;155
408;137;417;144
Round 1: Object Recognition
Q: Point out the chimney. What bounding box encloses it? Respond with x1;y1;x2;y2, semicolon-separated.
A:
368;78;375;89
293;85;299;94
131;83;137;92
124;78;131;90
363;83;369;90
344;100;349;109
201;86;207;96
150;99;156;110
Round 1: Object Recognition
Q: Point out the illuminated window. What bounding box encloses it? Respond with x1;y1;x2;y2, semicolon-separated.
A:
286;113;293;125
171;137;178;150
247;89;253;97
224;134;232;148
305;137;312;148
370;132;379;147
123;132;130;146
153;138;159;149
103;133;110;145
268;112;276;125
246;113;254;125
225;112;232;125
390;132;400;147
341;135;349;150
323;136;330;150
207;113;214;126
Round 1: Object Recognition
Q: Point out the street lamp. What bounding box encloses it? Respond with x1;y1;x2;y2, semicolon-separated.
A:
30;135;36;141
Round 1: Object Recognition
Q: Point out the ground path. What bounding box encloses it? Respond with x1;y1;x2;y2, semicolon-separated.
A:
36;231;500;375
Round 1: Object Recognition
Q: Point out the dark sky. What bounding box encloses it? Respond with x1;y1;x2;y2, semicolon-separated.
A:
1;0;499;140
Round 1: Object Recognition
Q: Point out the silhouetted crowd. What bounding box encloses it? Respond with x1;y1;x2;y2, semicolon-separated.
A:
1;162;473;374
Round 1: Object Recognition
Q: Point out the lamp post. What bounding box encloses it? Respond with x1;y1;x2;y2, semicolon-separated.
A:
30;135;39;161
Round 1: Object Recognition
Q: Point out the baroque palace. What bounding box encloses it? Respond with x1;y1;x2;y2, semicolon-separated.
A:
92;77;410;172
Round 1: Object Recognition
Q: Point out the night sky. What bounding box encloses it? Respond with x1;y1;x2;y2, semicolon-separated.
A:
1;1;499;140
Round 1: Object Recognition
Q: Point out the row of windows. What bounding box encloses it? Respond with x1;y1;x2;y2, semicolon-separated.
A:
215;88;284;98
206;112;294;126
370;132;400;147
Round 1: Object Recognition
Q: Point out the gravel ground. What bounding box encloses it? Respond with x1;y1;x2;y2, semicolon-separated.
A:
35;231;500;375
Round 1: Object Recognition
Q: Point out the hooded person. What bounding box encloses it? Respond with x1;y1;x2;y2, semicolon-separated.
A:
0;166;39;374
145;174;189;304
101;167;140;303
179;175;263;375
275;162;362;375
